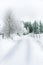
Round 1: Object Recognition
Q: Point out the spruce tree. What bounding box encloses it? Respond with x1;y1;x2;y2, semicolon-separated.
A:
33;21;39;34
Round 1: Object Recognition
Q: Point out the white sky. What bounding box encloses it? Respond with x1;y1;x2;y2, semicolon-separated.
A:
0;0;43;22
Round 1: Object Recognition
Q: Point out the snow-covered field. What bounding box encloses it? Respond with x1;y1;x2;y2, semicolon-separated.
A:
0;34;43;65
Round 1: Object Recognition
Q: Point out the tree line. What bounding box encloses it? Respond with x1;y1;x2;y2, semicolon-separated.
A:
1;9;43;39
24;21;43;34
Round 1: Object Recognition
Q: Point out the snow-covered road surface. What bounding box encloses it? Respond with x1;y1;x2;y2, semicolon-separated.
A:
0;35;43;65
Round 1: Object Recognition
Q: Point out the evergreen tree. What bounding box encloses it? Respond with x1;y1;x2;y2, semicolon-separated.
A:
24;22;29;33
24;22;33;33
33;21;39;34
28;22;33;33
39;21;43;33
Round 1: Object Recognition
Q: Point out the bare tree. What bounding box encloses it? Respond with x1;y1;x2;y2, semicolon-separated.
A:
3;9;16;38
2;9;26;38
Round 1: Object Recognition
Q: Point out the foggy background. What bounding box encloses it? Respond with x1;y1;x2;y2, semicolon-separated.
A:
0;0;43;22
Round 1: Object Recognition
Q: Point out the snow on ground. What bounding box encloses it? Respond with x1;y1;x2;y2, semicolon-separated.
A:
0;34;43;65
31;33;43;50
0;39;15;61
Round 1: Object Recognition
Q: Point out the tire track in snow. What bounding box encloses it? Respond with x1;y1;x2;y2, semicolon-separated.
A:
0;39;22;64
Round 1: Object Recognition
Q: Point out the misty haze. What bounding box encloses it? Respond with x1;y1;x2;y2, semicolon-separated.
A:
0;0;43;65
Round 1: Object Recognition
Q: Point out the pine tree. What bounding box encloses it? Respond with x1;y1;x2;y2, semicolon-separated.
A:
28;22;33;33
39;21;43;33
33;20;39;34
24;22;29;33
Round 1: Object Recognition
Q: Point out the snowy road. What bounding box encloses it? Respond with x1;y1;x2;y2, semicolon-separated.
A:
0;35;43;65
